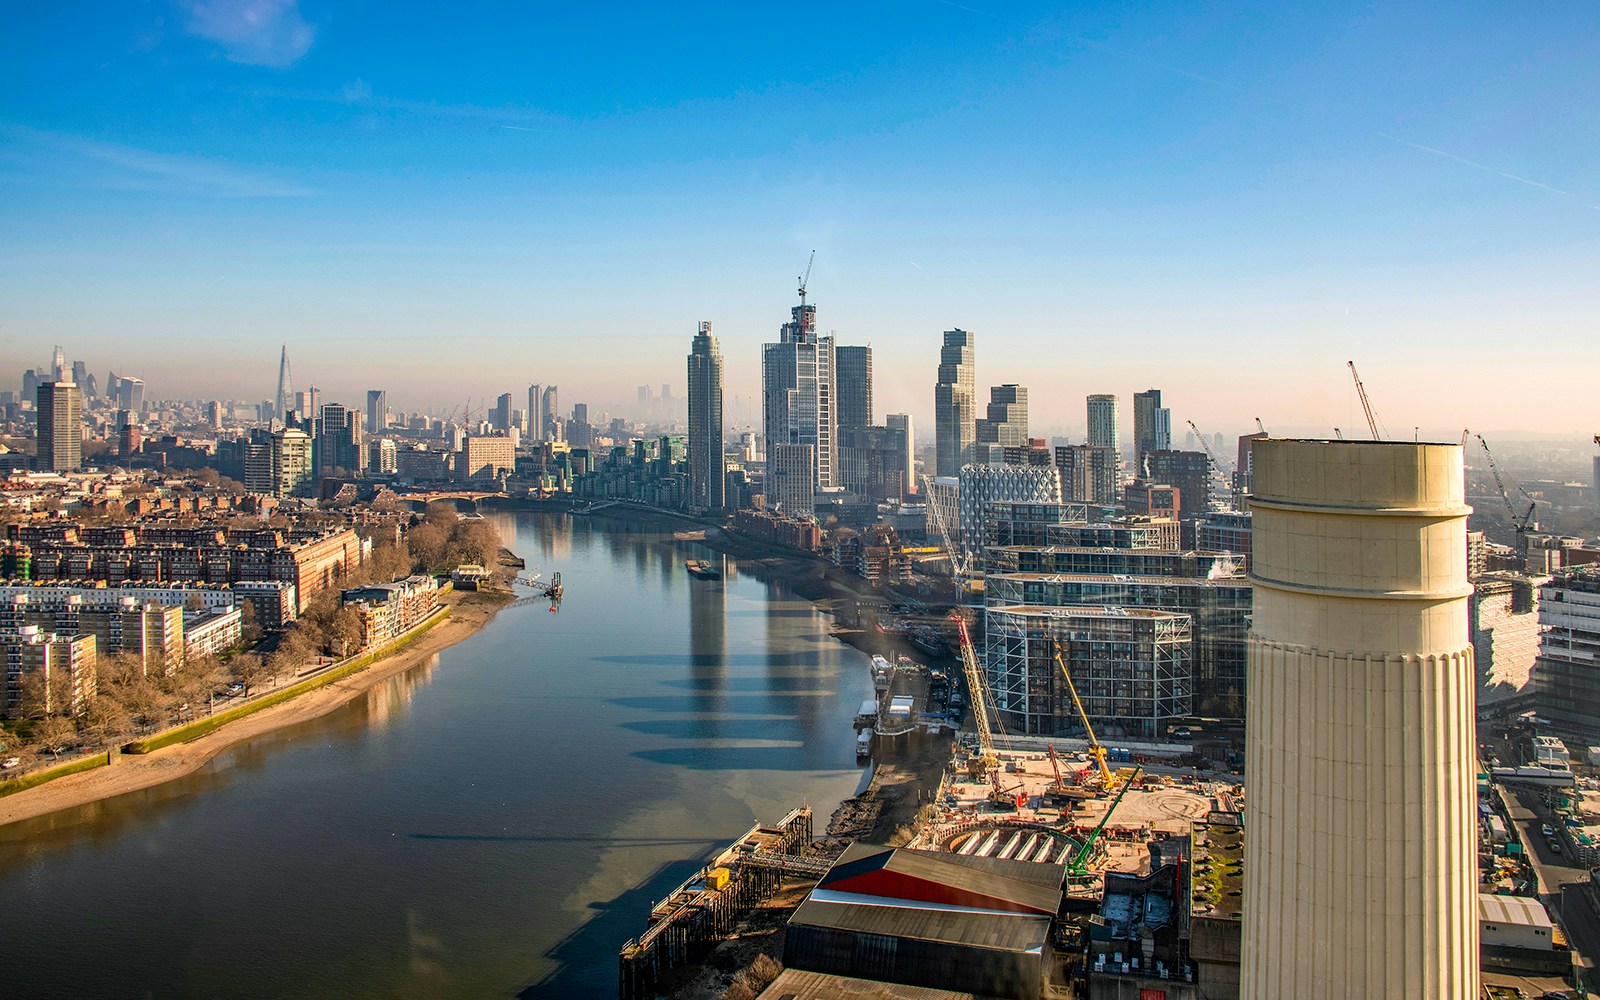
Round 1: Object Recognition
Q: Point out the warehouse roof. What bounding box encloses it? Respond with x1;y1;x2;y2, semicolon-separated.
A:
790;898;1050;955
756;968;1004;999
1479;893;1553;930
818;842;1064;915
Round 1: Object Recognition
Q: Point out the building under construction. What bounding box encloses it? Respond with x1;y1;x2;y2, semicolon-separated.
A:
985;605;1192;740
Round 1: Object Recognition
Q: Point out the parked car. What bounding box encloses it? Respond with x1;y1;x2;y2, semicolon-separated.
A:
1541;823;1555;837
1;756;20;770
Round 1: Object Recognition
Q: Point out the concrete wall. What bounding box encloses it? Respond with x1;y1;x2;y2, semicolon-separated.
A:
1242;440;1478;1000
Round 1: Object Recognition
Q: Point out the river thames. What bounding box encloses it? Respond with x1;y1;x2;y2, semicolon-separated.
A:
0;512;874;999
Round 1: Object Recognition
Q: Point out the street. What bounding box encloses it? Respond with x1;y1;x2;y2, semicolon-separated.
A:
1507;784;1599;993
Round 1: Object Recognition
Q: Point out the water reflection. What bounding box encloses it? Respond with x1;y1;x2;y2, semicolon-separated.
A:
0;511;872;1000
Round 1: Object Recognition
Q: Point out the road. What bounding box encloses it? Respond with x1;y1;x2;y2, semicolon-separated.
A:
1507;784;1598;993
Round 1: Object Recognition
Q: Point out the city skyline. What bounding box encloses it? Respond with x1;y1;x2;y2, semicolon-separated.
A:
2;3;1597;434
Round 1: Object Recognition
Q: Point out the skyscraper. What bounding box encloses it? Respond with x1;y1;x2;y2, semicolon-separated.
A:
835;345;873;431
316;403;363;476
762;300;836;493
366;390;388;433
1132;388;1171;476
492;392;513;432
527;384;543;438
1242;439;1477;999
974;384;1028;465
885;413;914;493
35;381;83;472
687;321;725;512
935;329;976;477
275;345;293;425
541;386;559;442
1086;394;1120;454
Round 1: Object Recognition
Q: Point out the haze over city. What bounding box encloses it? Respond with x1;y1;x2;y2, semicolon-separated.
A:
3;1;1597;436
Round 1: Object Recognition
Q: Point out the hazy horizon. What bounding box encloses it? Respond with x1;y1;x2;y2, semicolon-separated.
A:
3;2;1597;436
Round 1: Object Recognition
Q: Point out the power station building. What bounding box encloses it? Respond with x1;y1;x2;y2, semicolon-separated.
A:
1241;439;1477;999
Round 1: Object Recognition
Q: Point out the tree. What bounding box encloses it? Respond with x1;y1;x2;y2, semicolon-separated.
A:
82;698;133;748
405;521;449;571
229;654;269;695
34;715;77;756
329;606;364;654
423;501;461;529
238;600;262;647
103;651;147;688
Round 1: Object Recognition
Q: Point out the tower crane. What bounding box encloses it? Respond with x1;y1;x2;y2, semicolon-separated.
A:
1346;361;1381;439
1476;434;1537;537
1186;419;1234;474
921;474;970;587
1255;417;1267;435
1052;638;1115;790
797;250;815;310
951;613;1001;782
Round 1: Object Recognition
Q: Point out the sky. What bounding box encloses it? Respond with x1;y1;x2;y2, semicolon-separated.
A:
1;1;1597;440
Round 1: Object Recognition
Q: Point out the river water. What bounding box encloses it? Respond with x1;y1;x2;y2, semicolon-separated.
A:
0;512;874;999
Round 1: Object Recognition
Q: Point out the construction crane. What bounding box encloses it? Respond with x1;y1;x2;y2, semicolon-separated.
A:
1476;434;1537;536
1186;419;1234;479
797;250;815;310
1346;361;1381;439
1052;638;1113;789
952;613;1000;780
921;474;970;586
1254;417;1267;435
1067;765;1143;877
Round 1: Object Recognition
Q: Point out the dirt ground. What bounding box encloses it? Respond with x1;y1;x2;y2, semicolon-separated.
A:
0;585;512;829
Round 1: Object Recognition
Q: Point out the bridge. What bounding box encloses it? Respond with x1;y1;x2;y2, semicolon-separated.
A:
394;490;507;508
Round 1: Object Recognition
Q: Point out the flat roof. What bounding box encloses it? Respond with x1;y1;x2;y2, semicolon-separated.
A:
824;842;1065;909
790;898;1050;954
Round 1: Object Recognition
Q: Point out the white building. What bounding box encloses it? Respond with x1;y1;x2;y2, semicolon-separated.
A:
956;464;1060;567
762;302;836;494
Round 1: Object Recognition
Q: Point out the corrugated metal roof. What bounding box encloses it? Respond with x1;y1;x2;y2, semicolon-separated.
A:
822;842;1065;912
1478;893;1552;929
756;968;1003;999
790;898;1050;954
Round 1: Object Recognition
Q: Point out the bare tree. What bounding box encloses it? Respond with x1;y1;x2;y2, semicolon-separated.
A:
82;698;133;748
229;653;269;695
34;715;77;756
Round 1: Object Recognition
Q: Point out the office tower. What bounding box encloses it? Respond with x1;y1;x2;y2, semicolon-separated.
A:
885;414;914;493
1146;449;1213;517
839;425;909;503
22;370;40;400
492;392;513;432
206;400;223;429
687;321;726;512
1132;389;1171;476
974;384;1028;465
568;402;591;448
295;387;320;424
1054;445;1120;506
35;381;83;472
835;345;873;431
71;361;88;392
80;372;97;399
276;345;293;425
51;346;68;383
935;329;976;477
637;385;653;420
956;463;1060;567
527;384;543;438
541;386;559;442
762;298;836;492
117;376;145;413
366;390;388;433
1242;440;1477;999
1086;394;1120;454
316;403;363;476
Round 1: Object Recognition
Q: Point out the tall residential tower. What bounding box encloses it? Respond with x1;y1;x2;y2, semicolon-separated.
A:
35;381;83;473
935;329;976;476
687;321;725;512
762;300;836;494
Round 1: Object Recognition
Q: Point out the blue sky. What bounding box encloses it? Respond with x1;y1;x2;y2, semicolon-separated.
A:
1;1;1596;438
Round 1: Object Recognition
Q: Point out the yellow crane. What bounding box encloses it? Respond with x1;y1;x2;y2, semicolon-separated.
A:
952;612;1000;779
1052;638;1114;788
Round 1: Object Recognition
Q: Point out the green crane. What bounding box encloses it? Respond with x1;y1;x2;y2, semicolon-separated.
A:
1068;765;1143;875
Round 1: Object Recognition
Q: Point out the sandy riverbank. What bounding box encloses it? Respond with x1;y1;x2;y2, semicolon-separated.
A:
0;587;512;830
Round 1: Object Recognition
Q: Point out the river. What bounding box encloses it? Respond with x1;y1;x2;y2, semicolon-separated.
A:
0;512;874;999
